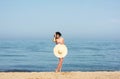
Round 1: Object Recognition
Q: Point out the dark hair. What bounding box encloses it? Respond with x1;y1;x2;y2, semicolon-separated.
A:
56;32;62;36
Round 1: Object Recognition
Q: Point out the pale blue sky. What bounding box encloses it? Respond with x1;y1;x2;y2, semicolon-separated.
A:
0;0;120;40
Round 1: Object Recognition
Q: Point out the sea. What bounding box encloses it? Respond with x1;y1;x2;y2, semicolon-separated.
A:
0;39;120;72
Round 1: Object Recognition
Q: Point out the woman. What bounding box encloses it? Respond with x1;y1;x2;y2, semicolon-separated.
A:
53;32;65;72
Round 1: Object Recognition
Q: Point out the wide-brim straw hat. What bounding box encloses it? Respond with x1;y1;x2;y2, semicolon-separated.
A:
54;44;68;58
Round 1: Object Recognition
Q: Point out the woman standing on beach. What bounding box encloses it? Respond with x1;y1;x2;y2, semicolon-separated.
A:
53;32;65;72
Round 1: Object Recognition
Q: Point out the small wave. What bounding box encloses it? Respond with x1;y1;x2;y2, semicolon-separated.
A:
2;69;32;72
0;55;26;57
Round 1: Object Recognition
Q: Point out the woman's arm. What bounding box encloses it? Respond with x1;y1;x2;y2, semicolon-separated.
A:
60;37;64;44
53;34;57;43
53;37;56;42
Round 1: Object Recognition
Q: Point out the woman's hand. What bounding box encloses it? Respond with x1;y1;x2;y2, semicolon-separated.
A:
54;34;56;37
54;34;57;39
53;34;56;42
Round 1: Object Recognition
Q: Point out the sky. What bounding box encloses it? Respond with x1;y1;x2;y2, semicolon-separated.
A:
0;0;120;40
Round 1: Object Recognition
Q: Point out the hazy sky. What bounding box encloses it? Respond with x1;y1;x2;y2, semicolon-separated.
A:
0;0;120;40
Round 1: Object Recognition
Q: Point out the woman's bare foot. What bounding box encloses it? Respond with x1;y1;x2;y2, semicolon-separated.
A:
55;68;61;72
55;69;59;72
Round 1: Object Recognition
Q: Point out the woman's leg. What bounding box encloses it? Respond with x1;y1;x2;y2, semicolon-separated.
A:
59;58;63;72
56;58;64;72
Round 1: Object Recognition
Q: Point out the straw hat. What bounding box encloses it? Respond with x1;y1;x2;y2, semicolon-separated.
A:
53;44;68;58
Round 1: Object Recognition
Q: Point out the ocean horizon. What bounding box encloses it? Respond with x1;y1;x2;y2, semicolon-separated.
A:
0;39;120;72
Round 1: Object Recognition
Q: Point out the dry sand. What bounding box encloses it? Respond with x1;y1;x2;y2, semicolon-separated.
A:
0;72;120;79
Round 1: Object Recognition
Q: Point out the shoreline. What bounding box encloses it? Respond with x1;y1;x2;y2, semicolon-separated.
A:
0;71;120;79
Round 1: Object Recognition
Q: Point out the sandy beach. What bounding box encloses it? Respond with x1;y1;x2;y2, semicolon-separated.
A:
0;72;120;79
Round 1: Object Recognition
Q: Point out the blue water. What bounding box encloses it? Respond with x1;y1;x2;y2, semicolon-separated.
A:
0;39;120;72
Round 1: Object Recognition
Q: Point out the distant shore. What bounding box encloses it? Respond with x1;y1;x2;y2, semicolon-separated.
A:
0;72;120;79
